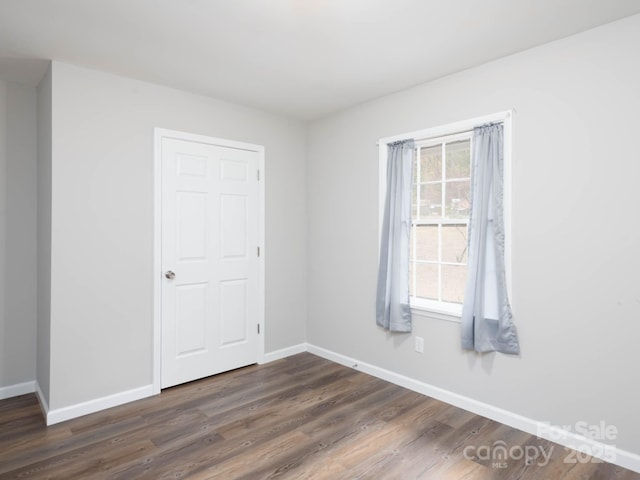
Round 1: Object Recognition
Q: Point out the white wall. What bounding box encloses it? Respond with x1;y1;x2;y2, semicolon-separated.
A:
307;14;640;456
0;79;37;393
0;81;6;389
45;62;307;410
36;65;52;404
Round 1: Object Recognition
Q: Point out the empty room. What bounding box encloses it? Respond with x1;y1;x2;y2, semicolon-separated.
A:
1;1;639;478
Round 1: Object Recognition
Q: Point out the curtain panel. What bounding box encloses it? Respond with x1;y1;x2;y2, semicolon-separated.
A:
376;140;414;332
461;124;520;354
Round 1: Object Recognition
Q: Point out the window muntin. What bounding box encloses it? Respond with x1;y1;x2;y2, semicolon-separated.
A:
410;133;471;314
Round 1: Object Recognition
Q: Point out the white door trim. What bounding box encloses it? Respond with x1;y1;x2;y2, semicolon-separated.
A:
153;128;265;394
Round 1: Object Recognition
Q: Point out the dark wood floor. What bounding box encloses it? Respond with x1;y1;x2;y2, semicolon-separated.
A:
0;353;638;479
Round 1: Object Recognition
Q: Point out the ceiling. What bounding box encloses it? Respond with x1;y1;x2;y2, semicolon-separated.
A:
1;0;639;120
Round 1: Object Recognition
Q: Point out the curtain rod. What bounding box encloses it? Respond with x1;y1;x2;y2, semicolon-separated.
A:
376;109;513;147
377;125;496;147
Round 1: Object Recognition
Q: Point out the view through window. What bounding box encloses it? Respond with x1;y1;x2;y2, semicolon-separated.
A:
410;133;471;312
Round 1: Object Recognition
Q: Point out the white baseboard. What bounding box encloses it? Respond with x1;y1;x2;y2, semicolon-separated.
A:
45;384;155;426
261;343;307;364
306;343;640;474
0;381;35;400
35;381;49;419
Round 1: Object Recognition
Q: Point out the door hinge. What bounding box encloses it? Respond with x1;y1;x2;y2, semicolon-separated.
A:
257;169;260;181
257;246;260;257
257;324;260;334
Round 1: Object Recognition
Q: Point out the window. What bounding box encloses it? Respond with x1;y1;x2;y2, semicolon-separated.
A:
378;111;512;319
410;133;471;315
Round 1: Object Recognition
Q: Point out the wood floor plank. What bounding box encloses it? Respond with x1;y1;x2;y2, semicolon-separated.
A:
214;374;368;441
98;368;364;478
232;383;416;479
0;353;638;480
194;430;314;480
0;414;149;475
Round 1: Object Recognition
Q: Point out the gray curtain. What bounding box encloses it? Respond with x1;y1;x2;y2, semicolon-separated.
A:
461;124;520;354
376;140;414;332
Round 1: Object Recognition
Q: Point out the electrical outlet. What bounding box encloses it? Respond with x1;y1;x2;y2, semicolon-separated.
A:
414;336;424;353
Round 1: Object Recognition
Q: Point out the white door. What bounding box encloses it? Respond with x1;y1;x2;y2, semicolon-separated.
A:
161;135;260;388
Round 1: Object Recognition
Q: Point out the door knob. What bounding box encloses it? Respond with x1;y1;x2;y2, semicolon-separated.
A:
165;270;176;279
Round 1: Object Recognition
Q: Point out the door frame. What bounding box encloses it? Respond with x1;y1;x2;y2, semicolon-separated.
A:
152;128;265;394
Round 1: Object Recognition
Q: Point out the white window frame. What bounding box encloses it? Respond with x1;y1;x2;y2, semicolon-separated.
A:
378;111;513;322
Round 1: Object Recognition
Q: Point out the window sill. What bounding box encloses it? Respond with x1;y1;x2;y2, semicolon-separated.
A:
410;305;461;324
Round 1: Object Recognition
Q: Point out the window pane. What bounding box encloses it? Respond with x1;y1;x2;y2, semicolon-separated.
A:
441;224;467;264
415;263;438;300
442;265;467;304
411;175;417;219
409;226;415;261
415;225;438;261
419;183;442;219
420;145;442;182
446;140;470;179
409;260;414;297
445;180;470;218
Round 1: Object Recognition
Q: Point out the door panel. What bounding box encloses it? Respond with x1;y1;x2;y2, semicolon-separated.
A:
220;279;248;346
175;283;208;356
177;192;207;260
161;137;259;388
221;194;247;258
